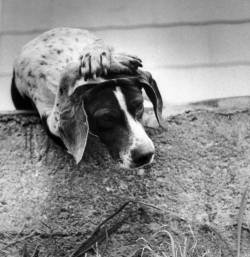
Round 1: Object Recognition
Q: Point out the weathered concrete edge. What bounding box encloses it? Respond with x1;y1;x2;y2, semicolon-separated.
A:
1;104;250;122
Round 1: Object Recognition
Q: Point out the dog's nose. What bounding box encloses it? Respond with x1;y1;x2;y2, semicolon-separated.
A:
131;146;155;167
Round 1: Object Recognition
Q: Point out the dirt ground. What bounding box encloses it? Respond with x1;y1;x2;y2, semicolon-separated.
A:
0;103;250;257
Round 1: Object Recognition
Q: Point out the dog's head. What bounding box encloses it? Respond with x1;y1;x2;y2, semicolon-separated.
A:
61;70;163;168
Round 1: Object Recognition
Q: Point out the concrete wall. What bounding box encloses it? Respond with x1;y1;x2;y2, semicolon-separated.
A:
1;0;250;110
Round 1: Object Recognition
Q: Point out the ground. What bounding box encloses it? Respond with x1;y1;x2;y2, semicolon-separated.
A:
0;101;250;257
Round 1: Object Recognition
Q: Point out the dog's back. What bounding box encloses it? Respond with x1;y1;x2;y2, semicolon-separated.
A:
12;28;98;115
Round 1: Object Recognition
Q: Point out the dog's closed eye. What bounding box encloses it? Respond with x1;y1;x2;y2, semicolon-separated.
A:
97;114;115;130
94;110;120;130
132;101;143;110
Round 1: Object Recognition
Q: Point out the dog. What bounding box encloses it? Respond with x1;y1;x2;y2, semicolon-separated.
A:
11;27;163;168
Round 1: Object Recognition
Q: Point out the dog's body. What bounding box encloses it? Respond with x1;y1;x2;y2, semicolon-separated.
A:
12;27;163;168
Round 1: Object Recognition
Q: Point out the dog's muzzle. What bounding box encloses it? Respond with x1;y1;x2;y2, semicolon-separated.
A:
131;144;155;168
119;127;155;169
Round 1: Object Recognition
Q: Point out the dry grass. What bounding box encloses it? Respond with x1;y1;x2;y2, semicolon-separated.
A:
129;184;250;257
130;224;211;257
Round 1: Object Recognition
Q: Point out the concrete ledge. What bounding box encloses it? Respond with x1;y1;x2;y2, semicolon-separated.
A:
1;109;250;256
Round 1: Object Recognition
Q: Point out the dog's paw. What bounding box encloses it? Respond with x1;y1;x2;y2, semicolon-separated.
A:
80;45;111;80
111;53;143;74
80;45;143;80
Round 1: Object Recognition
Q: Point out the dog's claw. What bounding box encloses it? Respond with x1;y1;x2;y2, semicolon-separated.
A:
132;57;143;68
126;54;142;63
110;53;143;75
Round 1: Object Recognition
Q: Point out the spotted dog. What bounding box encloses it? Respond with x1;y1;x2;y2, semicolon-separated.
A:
11;27;163;168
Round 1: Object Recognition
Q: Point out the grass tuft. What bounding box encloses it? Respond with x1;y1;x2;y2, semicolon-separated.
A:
131;224;212;257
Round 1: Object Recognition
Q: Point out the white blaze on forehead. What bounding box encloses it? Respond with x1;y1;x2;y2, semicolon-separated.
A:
113;87;154;167
114;87;145;138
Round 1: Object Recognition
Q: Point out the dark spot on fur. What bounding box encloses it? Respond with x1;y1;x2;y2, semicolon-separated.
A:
56;103;59;107
75;38;79;42
39;73;46;79
68;47;73;52
28;70;35;78
48;44;53;48
59;88;64;95
51;33;55;37
56;49;63;54
43;38;48;42
41;55;47;59
40;61;48;65
66;58;69;63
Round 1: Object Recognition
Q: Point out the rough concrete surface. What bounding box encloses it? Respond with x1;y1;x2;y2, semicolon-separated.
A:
0;107;250;257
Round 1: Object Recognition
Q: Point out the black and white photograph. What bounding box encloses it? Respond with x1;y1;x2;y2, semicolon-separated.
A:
0;1;250;256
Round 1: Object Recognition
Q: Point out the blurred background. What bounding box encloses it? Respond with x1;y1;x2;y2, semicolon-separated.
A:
1;0;250;110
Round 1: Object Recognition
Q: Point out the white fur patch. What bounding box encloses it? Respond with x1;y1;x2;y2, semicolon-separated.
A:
114;87;155;168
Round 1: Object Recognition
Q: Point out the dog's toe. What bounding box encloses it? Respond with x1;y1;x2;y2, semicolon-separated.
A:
111;53;143;75
81;49;110;79
100;51;110;75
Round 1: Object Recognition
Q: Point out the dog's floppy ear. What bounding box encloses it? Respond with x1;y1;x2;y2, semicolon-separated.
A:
57;88;89;164
137;71;164;127
57;79;117;163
